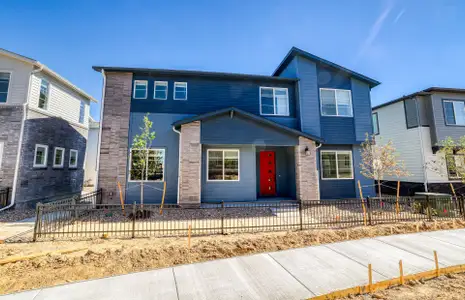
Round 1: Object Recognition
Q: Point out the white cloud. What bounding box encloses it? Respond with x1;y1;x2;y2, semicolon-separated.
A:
394;9;406;24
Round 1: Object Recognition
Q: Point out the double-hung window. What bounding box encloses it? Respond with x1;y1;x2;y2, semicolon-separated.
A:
129;149;165;181
260;87;289;116
207;149;239;181
69;149;78;168
39;79;50;110
443;100;465;126
154;81;168;100
372;113;379;135
0;72;11;103
174;82;187;100
321;150;353;179
320;88;353;117
133;80;148;99
53;147;65;168
34;144;48;168
79;100;85;124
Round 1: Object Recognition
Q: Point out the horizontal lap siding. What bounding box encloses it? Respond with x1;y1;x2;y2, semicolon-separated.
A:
0;55;32;105
201;145;256;202
351;78;373;141
320;117;356;144
130;75;298;129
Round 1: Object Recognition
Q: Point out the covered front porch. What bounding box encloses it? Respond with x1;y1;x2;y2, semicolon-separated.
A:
173;107;322;206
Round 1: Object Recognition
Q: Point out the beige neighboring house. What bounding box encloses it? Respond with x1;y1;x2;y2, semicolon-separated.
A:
84;116;100;187
0;48;97;209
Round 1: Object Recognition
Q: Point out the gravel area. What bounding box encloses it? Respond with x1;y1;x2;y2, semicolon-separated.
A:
0;208;35;222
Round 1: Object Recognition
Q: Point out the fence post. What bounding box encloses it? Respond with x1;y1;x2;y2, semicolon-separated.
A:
461;196;465;221
32;203;42;242
221;201;225;235
299;200;303;230
132;201;136;238
366;197;372;225
426;195;433;221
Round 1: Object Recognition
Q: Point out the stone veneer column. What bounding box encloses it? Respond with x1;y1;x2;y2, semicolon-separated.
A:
178;121;201;207
295;137;320;201
98;72;132;204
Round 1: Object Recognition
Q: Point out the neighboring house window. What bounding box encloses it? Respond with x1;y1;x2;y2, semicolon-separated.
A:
321;150;353;179
372;113;379;135
34;144;48;168
320;88;353;117
174;82;187;100
38;79;50;110
154;81;168;100
79;100;85;124
260;87;289;116
207;149;239;181
443;100;465;126
446;155;465;180
53;147;65;168
129;149;165;181
133;80;148;99
69;149;78;168
0;141;4;169
0;72;11;103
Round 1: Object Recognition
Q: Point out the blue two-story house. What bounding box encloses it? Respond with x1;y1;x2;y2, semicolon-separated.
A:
94;47;379;206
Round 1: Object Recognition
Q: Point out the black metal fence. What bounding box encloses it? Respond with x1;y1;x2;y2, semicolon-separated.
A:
33;194;465;241
0;187;11;208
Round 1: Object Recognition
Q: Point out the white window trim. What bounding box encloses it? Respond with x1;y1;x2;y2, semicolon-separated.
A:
259;87;290;116
38;78;51;111
0;70;12;104
320;88;353;117
69;149;79;168
128;148;166;182
443;99;465;126
206;149;240;182
173;82;188;100
154;81;168;100
320;150;354;180
53;147;65;168
133;80;148;99
33;144;48;168
0;141;4;169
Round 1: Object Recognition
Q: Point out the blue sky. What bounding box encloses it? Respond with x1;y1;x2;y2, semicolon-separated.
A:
2;0;464;120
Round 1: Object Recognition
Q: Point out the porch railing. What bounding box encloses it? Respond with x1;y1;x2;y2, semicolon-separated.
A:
32;195;465;241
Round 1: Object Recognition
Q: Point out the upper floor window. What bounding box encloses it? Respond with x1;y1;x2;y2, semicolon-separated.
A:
260;87;289;116
53;147;65;168
69;149;78;168
34;144;48;168
154;81;168;100
0;72;11;103
372;113;379;135
320;88;353;117
443;100;465;126
129;148;165;181
39;79;49;110
79;100;85;124
321;150;353;179
174;82;187;100
133;80;148;99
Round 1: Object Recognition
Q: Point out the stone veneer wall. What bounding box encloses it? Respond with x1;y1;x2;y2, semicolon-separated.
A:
98;72;133;204
295;137;320;200
178;121;201;206
0;105;23;189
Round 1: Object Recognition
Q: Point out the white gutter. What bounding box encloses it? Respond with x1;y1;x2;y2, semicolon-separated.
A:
1;66;43;211
95;70;106;192
172;126;181;205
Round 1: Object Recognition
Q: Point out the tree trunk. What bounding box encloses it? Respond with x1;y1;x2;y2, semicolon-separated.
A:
377;180;382;198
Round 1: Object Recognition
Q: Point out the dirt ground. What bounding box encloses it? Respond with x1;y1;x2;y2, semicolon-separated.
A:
0;220;464;295
345;273;465;300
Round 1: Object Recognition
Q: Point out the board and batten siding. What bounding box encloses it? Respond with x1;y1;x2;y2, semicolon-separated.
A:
374;101;424;182
28;73;90;128
0;54;33;105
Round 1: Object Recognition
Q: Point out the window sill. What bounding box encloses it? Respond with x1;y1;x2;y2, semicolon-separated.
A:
206;180;240;182
260;114;290;117
321;177;354;180
52;166;64;169
33;166;47;169
445;124;465;127
321;115;353;118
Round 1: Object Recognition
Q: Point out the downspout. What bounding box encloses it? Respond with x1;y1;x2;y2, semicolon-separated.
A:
95;70;106;192
1;65;43;211
172;126;181;204
415;97;429;192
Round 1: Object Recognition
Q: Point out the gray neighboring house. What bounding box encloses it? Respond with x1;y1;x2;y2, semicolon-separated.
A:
372;87;465;195
0;48;97;209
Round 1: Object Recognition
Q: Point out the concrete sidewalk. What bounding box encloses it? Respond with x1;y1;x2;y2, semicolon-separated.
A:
2;229;465;300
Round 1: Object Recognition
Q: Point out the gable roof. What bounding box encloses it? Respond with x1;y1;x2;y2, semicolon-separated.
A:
0;48;97;103
272;47;380;88
172;107;324;143
372;87;465;110
93;66;298;83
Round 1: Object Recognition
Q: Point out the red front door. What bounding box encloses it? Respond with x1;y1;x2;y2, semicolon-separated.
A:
259;151;276;196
